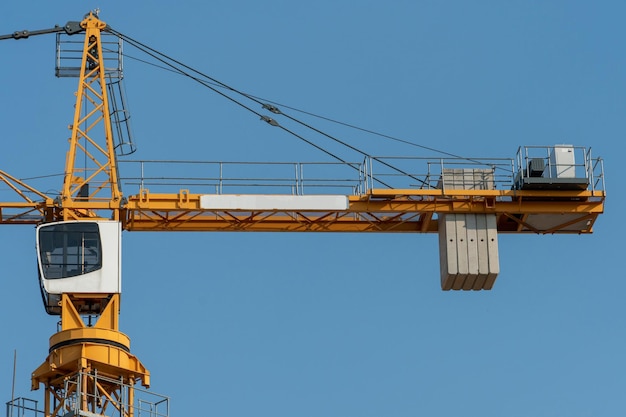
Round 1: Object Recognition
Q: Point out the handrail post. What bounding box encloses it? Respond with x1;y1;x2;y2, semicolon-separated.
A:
367;156;374;191
219;162;223;195
439;158;445;192
299;163;304;195
293;163;299;195
139;161;144;191
585;147;593;192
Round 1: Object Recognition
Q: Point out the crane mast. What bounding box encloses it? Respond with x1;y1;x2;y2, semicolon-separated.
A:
0;12;606;417
61;14;122;220
4;13;151;417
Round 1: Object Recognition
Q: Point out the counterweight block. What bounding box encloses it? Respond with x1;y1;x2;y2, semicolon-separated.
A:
438;213;500;290
437;168;500;290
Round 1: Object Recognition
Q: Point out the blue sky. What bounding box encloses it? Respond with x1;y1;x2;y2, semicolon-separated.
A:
0;2;624;416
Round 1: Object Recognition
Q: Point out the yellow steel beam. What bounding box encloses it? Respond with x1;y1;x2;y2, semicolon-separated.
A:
0;185;605;232
61;13;121;220
119;188;604;234
32;294;149;392
124;190;605;210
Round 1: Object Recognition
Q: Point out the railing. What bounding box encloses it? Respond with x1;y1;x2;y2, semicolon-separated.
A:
4;372;170;417
0;147;606;218
55;32;123;79
515;145;605;192
118;155;521;196
61;371;169;417
118;160;366;196
5;398;41;417
366;156;516;191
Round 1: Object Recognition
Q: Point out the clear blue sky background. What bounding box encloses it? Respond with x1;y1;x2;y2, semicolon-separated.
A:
0;2;624;416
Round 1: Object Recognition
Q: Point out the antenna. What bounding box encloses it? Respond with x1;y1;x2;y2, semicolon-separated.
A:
10;350;16;417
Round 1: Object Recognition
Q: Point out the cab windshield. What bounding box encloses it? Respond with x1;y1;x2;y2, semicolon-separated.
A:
38;222;102;279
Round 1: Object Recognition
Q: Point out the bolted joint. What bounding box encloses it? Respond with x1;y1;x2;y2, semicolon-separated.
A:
11;30;30;39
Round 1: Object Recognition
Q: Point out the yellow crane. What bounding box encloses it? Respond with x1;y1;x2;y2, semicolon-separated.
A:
0;12;606;417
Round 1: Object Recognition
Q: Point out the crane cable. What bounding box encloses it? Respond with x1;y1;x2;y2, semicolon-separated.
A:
106;28;383;184
107;28;427;188
264;105;428;187
108;28;500;188
106;48;498;173
108;43;491;166
110;45;500;174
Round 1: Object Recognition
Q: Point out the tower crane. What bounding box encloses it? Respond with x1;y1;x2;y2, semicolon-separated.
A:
0;12;606;417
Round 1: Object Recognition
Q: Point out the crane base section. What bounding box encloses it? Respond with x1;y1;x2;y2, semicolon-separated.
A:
31;293;151;417
26;370;167;417
31;334;149;390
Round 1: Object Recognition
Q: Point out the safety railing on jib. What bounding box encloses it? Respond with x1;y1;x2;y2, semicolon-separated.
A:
118;160;367;196
117;146;605;197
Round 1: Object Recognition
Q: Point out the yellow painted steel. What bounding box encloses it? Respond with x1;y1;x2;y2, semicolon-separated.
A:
25;14;147;417
0;12;606;231
119;189;604;234
32;294;150;413
0;169;57;224
61;13;122;221
0;187;604;232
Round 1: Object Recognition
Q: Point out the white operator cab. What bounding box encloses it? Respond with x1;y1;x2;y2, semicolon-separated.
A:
36;220;122;315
